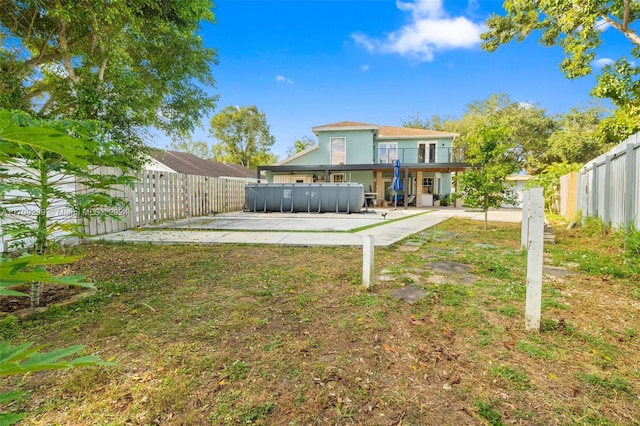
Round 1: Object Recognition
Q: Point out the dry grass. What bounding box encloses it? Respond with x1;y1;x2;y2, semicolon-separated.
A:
1;217;639;425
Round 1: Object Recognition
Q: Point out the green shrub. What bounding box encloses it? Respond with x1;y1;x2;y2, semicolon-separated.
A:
624;226;640;261
582;216;607;237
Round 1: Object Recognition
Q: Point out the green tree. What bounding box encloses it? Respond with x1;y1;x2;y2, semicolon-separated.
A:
1;109;136;307
169;138;212;159
285;136;316;157
481;0;640;141
526;162;582;213
210;106;276;169
0;110;118;424
0;0;218;159
547;105;607;164
449;93;556;173
401;112;450;131
456;124;520;230
592;59;640;143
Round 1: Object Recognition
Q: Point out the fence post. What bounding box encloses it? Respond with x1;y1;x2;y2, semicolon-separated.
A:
525;187;544;331
521;189;530;250
625;142;637;232
591;165;598;219
604;155;612;227
362;235;374;290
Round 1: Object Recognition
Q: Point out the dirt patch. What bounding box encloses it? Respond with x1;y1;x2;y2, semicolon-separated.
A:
0;286;94;317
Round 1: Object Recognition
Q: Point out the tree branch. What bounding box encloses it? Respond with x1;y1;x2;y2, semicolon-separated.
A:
623;0;630;32
25;6;37;42
23;52;60;68
22;32;57;68
24;85;51;101
98;57;108;81
600;14;640;46
38;96;55;115
57;19;78;83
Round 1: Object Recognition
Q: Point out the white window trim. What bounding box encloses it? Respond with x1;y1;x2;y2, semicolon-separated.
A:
330;137;346;165
331;173;346;183
378;142;398;163
418;141;437;163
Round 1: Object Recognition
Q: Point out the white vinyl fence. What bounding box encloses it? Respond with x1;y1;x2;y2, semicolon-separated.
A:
1;167;248;252
563;132;640;230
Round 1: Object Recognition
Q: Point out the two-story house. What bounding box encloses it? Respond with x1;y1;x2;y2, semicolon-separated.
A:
258;121;467;207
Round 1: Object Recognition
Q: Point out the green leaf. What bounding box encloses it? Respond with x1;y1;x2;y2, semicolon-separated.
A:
0;289;28;297
0;342;38;367
0;411;27;426
21;345;86;368
0;390;27;405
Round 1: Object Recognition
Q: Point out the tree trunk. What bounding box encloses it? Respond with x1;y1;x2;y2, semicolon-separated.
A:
31;157;49;308
484;193;489;230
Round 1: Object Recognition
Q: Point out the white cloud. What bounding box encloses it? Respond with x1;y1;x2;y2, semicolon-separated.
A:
275;75;293;85
592;58;614;68
353;0;486;62
594;18;612;32
360;64;370;72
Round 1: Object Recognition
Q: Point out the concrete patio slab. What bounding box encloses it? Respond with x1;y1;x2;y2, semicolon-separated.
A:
91;207;523;247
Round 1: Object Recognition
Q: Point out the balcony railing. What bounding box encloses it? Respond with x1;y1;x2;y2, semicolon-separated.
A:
374;147;465;164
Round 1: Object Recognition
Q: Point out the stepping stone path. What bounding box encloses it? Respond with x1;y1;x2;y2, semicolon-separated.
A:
474;243;497;249
390;286;427;304
427;262;476;286
543;265;572;278
384;261;477;304
428;262;471;274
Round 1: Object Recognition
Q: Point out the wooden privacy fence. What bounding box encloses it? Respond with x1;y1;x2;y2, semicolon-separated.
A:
79;168;247;236
1;168;248;251
559;172;578;220
560;132;639;230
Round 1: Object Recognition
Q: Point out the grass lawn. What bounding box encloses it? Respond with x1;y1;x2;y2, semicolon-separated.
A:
1;217;639;425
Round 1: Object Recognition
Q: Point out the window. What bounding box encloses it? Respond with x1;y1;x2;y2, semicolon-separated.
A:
422;177;434;194
418;142;437;163
378;142;398;163
332;173;346;182
331;137;346;165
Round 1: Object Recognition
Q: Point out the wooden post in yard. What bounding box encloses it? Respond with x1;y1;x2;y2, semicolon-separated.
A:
363;235;374;290
525;187;544;331
521;189;530;250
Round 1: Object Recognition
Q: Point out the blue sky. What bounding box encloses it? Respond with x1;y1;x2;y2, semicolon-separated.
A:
163;0;632;160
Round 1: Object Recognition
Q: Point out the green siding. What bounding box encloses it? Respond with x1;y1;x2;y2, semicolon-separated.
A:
435;139;452;163
348;171;374;190
284;146;326;165
374;138;453;163
440;173;452;196
285;129;374;166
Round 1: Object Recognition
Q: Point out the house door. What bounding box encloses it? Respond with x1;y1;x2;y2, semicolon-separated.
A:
381;179;392;202
418;142;437;163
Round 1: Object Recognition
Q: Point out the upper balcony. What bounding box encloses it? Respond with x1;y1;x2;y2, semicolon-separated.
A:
374;146;465;164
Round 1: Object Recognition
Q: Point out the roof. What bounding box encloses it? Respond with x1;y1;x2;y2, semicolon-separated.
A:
312;121;380;133
376;125;459;139
311;121;459;139
150;150;256;178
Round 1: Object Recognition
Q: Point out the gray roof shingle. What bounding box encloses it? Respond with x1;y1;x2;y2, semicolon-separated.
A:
150;150;256;178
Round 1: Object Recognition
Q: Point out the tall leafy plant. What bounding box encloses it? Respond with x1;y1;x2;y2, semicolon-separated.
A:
0;110;122;424
455;124;520;229
0;109;137;307
1;337;114;425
